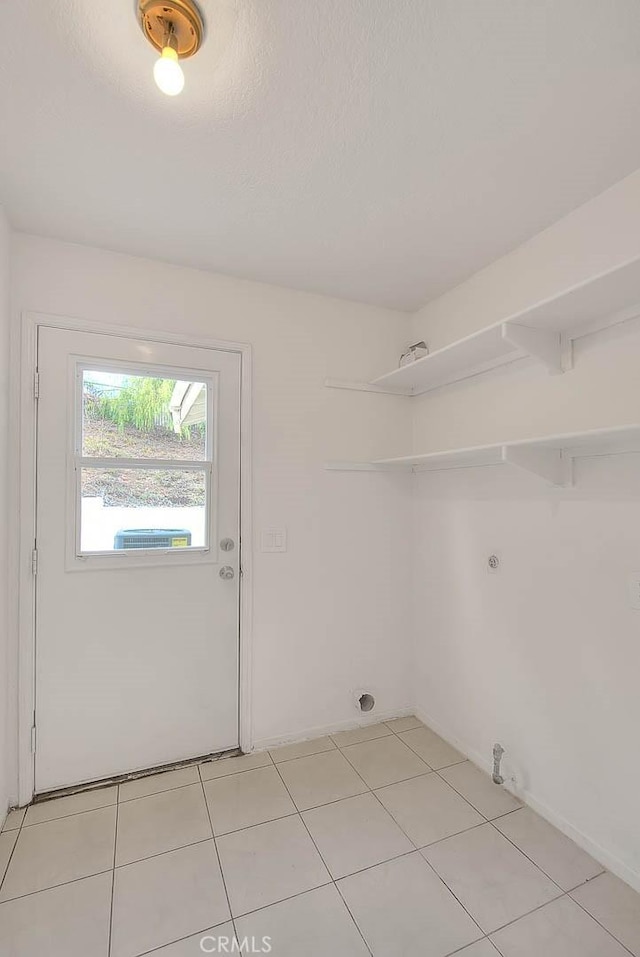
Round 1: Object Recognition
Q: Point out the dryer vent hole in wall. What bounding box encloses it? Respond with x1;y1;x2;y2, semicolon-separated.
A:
357;692;375;713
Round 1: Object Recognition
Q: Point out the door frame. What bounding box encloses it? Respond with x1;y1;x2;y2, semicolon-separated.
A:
14;311;253;806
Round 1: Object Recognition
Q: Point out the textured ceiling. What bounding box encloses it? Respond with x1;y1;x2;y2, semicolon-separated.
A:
2;1;640;310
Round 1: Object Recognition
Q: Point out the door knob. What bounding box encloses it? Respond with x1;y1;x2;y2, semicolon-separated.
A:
219;566;235;580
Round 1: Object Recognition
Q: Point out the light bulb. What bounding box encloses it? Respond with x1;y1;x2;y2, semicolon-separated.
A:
153;46;185;96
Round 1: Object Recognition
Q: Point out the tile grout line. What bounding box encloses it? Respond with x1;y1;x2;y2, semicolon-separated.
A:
197;763;239;947
444;940;497;957
0;762;290;908
0;867;115;905
270;752;374;956
0;811;27;899
338;764;434;793
216;810;300;838
1;726;634;956
337;740;487;947
414;750;575;949
486;814;569;895
107;785;119;957
488;892;571;938
487;886;637;957
118;780;199;805
135;918;234;956
370;784;492;856
384;723;634;957
0;740;532;895
2;785;614;954
223;881;337;923
424;753;632;955
416;819;624;952
430;764;493;822
330;732;498;956
117;757;277;792
279;771;431;809
21;797;119;828
329;729;393;749
269;745;336;765
115;835;219;872
320;847;421;885
565;888;638;957
391;725;468;772
2;825;224;906
349;726;611;951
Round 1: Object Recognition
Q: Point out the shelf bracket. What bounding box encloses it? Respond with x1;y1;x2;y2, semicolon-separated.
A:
501;322;563;374
502;445;572;487
560;332;574;373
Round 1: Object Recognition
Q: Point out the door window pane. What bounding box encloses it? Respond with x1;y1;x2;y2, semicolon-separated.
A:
80;468;207;553
82;371;207;461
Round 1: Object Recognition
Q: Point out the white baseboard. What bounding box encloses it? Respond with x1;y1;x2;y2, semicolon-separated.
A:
414;705;640;895
251;706;415;752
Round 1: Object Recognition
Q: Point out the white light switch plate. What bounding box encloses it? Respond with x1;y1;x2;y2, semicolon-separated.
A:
261;528;287;553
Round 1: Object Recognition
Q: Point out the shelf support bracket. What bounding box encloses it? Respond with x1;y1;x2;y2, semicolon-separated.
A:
501;322;563;373
560;332;574;372
502;445;572;487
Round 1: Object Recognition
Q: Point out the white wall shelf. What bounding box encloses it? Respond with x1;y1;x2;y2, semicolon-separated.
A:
325;425;640;486
325;257;640;396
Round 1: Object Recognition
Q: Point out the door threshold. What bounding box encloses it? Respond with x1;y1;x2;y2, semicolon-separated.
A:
34;747;242;804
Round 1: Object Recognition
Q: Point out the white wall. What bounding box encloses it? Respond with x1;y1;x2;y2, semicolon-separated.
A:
10;234;414;772
8;167;640;895
413;167;640;351
0;209;10;818
410;168;640;890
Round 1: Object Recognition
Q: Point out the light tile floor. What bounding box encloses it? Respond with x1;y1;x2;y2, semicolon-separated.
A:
1;718;639;956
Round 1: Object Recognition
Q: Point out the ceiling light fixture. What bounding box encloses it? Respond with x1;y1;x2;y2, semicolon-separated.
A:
138;0;204;97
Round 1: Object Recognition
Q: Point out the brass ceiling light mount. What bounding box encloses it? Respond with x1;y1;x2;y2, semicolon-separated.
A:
138;0;205;96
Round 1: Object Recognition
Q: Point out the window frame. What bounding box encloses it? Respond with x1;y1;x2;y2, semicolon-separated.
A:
68;357;219;569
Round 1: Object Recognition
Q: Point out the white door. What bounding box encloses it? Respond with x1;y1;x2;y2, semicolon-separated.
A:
34;327;241;793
